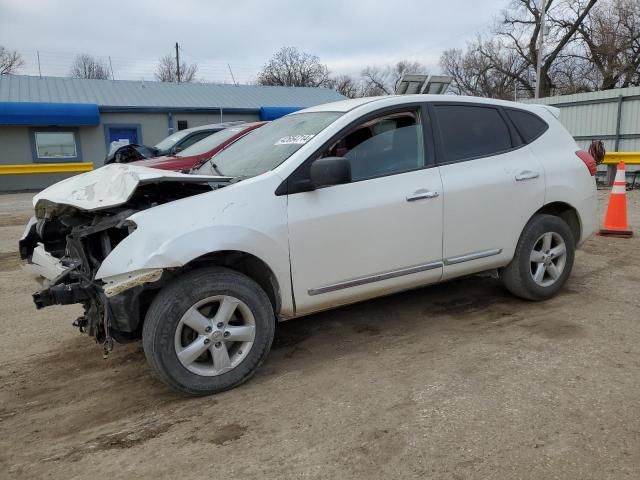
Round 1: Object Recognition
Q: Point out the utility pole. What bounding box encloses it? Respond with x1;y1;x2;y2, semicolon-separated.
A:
36;51;42;79
108;56;115;80
535;0;547;99
175;42;181;83
227;64;237;85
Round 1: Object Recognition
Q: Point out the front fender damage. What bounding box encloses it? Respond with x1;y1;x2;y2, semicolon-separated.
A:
102;268;163;297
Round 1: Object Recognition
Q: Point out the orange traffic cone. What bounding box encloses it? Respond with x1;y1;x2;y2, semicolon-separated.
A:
599;162;632;238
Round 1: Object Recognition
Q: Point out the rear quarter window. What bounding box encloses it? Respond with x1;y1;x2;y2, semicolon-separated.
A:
433;105;513;163
505;109;548;144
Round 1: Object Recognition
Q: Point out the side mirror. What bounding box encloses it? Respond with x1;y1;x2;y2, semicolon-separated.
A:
309;157;351;188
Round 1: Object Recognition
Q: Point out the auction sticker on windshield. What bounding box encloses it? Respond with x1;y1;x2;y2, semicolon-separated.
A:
274;134;315;145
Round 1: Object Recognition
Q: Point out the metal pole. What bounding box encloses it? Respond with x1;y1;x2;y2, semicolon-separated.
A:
37;51;42;78
227;64;237;85
614;95;623;152
108;56;115;80
175;42;181;83
535;0;547;99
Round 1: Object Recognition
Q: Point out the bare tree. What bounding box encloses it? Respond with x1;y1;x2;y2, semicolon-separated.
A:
574;0;640;89
257;47;330;87
441;45;523;99
440;0;601;98
490;0;598;97
69;54;111;79
328;74;362;98
155;54;198;82
361;60;428;95
0;46;24;75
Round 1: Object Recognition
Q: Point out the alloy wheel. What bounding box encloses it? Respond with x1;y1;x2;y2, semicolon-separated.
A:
174;295;256;376
529;232;567;287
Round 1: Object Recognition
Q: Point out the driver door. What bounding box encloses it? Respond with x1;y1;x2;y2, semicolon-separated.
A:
286;106;444;314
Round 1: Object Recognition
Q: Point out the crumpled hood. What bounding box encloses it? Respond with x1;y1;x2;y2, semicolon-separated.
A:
33;163;227;212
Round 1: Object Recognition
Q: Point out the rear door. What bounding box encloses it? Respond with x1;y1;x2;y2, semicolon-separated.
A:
430;103;545;279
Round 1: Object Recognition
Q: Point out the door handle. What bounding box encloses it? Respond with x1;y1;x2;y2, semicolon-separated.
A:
515;170;540;181
406;190;439;202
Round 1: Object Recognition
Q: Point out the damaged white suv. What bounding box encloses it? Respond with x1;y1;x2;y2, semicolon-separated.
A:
20;95;597;395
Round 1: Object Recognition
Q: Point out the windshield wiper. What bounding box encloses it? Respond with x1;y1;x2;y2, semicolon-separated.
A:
211;163;224;176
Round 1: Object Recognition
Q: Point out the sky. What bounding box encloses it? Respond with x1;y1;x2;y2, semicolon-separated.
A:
0;0;507;84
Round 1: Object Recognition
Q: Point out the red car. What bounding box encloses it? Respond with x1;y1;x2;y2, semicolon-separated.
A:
131;122;266;172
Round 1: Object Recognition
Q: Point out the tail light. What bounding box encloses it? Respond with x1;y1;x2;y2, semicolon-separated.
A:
576;150;596;176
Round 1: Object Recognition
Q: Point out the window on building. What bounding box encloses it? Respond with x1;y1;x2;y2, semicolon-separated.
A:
34;132;78;160
177;120;188;131
433;105;512;163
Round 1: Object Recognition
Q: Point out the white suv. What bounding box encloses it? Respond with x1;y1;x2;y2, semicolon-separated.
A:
20;95;597;395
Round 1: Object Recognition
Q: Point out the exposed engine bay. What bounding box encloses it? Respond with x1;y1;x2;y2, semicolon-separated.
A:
20;181;213;352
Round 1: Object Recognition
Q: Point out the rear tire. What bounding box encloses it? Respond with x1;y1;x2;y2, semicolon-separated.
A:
500;214;575;301
142;266;275;396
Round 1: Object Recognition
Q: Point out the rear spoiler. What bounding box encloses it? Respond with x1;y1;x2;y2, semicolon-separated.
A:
538;105;561;119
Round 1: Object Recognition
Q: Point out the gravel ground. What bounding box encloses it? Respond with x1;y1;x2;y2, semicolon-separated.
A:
0;189;639;480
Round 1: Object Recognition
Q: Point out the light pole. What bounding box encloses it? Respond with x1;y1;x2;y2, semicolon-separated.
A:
535;0;547;99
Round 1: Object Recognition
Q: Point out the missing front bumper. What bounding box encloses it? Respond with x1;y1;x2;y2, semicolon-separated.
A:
33;282;93;309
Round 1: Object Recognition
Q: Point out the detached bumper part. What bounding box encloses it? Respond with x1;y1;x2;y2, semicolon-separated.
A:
33;282;92;309
22;244;66;281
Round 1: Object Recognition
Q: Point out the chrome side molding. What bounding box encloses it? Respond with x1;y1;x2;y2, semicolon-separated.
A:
308;261;443;296
444;248;502;265
307;248;502;296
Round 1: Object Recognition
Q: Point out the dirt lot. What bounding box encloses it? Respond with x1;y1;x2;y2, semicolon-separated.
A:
0;190;639;480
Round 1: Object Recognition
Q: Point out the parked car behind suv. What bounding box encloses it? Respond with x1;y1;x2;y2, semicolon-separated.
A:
130;122;266;172
104;121;245;164
20;95;597;396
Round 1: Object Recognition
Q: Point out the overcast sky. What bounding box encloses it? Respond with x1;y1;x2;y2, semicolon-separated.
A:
1;0;507;84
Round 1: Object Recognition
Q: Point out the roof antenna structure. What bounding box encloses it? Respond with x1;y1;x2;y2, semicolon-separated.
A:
395;74;452;95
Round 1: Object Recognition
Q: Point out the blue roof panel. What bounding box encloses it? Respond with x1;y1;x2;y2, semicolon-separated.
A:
0;102;100;126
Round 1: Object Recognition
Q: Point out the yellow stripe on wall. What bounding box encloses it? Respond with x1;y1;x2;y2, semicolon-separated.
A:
0;162;94;175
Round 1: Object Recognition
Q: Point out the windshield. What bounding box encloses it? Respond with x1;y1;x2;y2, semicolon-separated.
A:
177;126;246;157
196;112;343;177
153;130;192;152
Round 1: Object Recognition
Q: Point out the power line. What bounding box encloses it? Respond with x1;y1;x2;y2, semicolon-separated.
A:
15;48;264;84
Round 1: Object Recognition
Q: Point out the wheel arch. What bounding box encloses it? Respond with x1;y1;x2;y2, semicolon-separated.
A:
532;201;581;244
184;250;282;315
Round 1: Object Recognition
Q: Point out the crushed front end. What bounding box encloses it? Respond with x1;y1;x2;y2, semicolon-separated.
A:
20;205;146;351
19;179;213;353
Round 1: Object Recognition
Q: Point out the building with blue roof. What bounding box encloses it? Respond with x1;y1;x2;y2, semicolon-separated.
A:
0;75;344;190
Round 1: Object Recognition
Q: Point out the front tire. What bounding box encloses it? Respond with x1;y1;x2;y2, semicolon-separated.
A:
500;214;575;301
142;267;275;396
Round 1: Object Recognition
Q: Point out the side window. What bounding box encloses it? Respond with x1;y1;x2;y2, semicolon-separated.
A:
434;105;512;163
505;109;548;144
322;111;425;181
177;131;213;151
